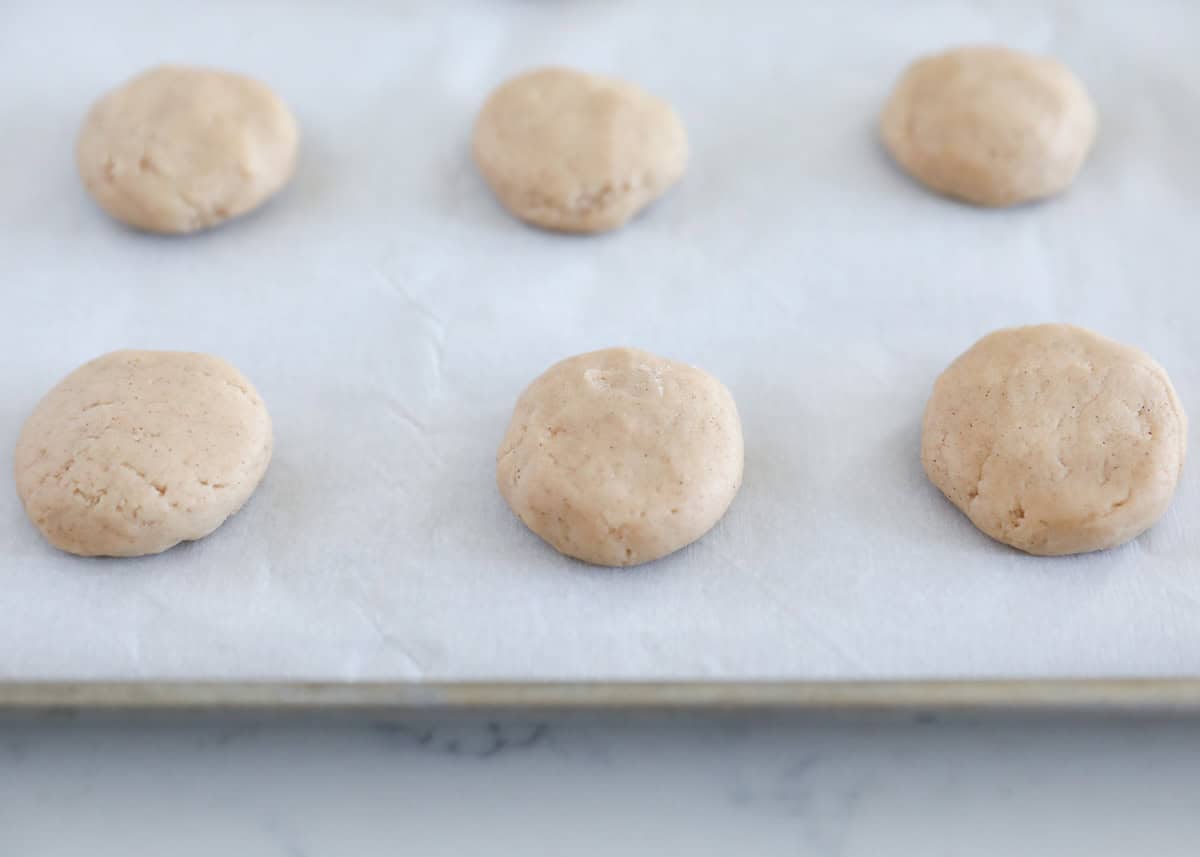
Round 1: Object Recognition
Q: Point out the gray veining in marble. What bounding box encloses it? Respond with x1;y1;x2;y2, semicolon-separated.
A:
3;715;1200;856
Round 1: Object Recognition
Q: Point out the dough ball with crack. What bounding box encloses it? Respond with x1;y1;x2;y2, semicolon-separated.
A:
14;350;273;557
77;65;299;233
497;347;743;566
921;324;1187;556
473;67;688;233
881;46;1096;206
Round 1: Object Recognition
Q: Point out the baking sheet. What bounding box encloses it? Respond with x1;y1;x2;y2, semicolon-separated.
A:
10;680;1200;715
2;0;1198;683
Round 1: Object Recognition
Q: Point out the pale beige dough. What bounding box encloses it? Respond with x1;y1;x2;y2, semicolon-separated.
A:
473;67;688;233
881;46;1097;206
77;65;299;233
497;347;743;566
14;350;273;557
921;325;1187;556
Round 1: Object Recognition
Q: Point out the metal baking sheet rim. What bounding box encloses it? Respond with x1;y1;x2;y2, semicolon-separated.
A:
4;679;1200;714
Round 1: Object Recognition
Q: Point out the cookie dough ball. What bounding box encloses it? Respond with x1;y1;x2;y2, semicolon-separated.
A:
881;46;1097;206
77;65;299;233
473;67;688;233
497;347;743;566
14;350;273;557
921;325;1187;556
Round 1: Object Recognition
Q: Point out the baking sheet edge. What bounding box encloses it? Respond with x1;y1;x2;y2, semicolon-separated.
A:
4;679;1200;714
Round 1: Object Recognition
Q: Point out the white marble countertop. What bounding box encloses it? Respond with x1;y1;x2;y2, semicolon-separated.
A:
3;713;1198;855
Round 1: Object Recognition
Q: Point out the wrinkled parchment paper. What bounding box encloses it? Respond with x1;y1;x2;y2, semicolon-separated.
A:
2;0;1198;680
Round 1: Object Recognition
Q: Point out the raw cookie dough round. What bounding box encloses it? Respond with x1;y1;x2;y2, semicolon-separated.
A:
921;325;1187;556
472;67;688;233
14;350;273;557
77;65;299;233
497;347;743;566
881;46;1097;206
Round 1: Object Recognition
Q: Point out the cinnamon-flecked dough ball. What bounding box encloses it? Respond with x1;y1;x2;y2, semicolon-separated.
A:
473;67;688;233
14;350;273;557
921;325;1187;556
77;65;299;233
881;46;1097;206
497;347;743;566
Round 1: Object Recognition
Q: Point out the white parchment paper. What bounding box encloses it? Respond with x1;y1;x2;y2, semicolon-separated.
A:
2;0;1198;680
